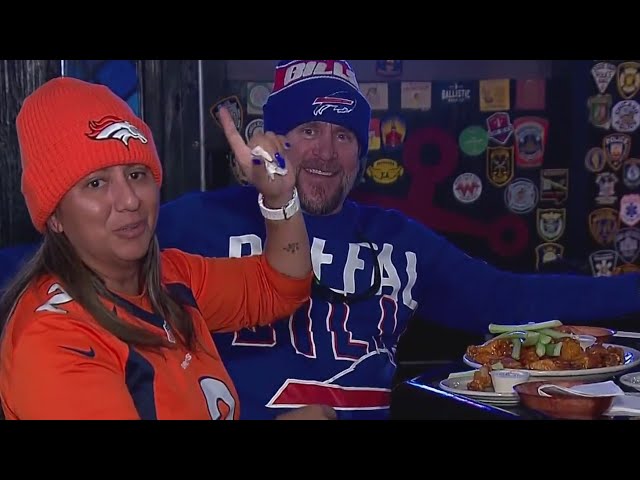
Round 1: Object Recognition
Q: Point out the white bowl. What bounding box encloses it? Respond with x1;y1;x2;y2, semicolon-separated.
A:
490;370;531;393
577;334;597;349
619;372;640;391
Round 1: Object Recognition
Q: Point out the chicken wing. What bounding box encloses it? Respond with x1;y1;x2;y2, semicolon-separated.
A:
466;339;513;365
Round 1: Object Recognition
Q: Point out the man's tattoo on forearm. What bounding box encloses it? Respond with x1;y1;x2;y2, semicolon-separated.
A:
283;242;300;254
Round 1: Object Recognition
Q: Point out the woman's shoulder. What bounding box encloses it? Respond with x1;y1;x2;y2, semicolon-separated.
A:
5;274;103;347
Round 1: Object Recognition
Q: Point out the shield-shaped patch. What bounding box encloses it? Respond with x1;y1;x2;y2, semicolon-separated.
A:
619;194;640;227
486;146;514;187
486;112;513;145
623;158;640;189
615;227;640;263
210;95;244;132
536;208;566;242
588;208;619;246
587;94;612;129
616;61;640;100
513;116;548;168
603;133;631;170
535;243;564;271
588;250;618;277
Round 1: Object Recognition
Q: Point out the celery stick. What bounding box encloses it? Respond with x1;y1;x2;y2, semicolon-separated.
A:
537;328;571;339
511;338;522;360
535;341;546;357
488;320;563;334
492;331;528;341
544;342;563;357
538;334;552;344
522;332;541;346
490;331;539;346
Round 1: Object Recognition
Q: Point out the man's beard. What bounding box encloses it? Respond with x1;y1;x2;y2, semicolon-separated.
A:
296;168;355;216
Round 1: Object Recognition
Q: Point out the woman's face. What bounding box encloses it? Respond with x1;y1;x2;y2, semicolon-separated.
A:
49;164;159;272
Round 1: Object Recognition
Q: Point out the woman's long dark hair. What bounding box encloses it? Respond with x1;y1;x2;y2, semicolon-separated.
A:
0;231;195;350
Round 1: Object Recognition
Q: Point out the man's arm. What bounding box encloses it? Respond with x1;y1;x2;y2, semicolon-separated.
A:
261;190;311;279
216;106;312;280
413;222;640;335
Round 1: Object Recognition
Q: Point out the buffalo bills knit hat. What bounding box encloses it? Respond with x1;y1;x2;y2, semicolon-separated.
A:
262;60;371;160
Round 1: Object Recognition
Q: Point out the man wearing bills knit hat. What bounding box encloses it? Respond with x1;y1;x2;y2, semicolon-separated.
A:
262;60;372;216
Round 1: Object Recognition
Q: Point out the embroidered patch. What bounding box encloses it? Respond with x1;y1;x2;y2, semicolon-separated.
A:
588;208;619;246
535;243;564;271
365;158;404;185
536;208;566;242
505;178;538;214
589;250;618;277
486;146;514;187
540;169;568;205
452;172;482;204
619;194;640;227
514;116;548;168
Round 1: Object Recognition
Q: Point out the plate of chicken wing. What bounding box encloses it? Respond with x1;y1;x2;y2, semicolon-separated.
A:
462;320;640;382
439;369;522;406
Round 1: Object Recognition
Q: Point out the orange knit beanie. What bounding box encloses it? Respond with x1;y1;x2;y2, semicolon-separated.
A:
16;76;163;233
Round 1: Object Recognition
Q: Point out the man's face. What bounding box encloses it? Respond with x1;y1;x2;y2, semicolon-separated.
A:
284;121;360;215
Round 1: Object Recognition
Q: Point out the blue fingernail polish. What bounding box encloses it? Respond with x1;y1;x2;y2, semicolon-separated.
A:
252;158;261;165
275;152;286;168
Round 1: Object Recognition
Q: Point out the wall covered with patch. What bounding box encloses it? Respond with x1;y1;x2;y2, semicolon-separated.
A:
350;75;569;275
580;60;640;277
212;60;640;278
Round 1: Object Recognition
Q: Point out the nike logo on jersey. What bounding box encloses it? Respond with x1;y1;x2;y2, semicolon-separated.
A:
60;346;96;358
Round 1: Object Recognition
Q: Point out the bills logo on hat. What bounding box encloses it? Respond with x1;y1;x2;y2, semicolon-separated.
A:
313;92;357;116
86;115;148;147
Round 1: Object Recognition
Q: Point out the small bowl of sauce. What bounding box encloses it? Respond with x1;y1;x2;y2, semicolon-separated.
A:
490;370;530;393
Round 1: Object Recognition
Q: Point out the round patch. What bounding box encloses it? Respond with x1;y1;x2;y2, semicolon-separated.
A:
459;126;488;156
452;172;482;204
248;84;271;112
504;178;538;214
611;100;640;133
245;118;264;142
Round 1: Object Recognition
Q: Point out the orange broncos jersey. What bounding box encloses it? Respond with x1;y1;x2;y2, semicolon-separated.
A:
0;248;311;420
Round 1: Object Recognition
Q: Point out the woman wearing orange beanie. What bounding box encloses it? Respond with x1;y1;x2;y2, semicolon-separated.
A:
0;77;320;420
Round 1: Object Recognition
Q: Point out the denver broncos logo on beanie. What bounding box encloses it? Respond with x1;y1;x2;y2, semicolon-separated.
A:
86;115;149;147
263;60;372;165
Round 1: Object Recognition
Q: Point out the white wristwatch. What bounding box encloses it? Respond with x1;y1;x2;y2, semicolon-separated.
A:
258;188;300;221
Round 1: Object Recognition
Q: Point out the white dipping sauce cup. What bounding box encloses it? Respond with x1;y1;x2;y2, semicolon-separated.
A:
490;370;530;393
